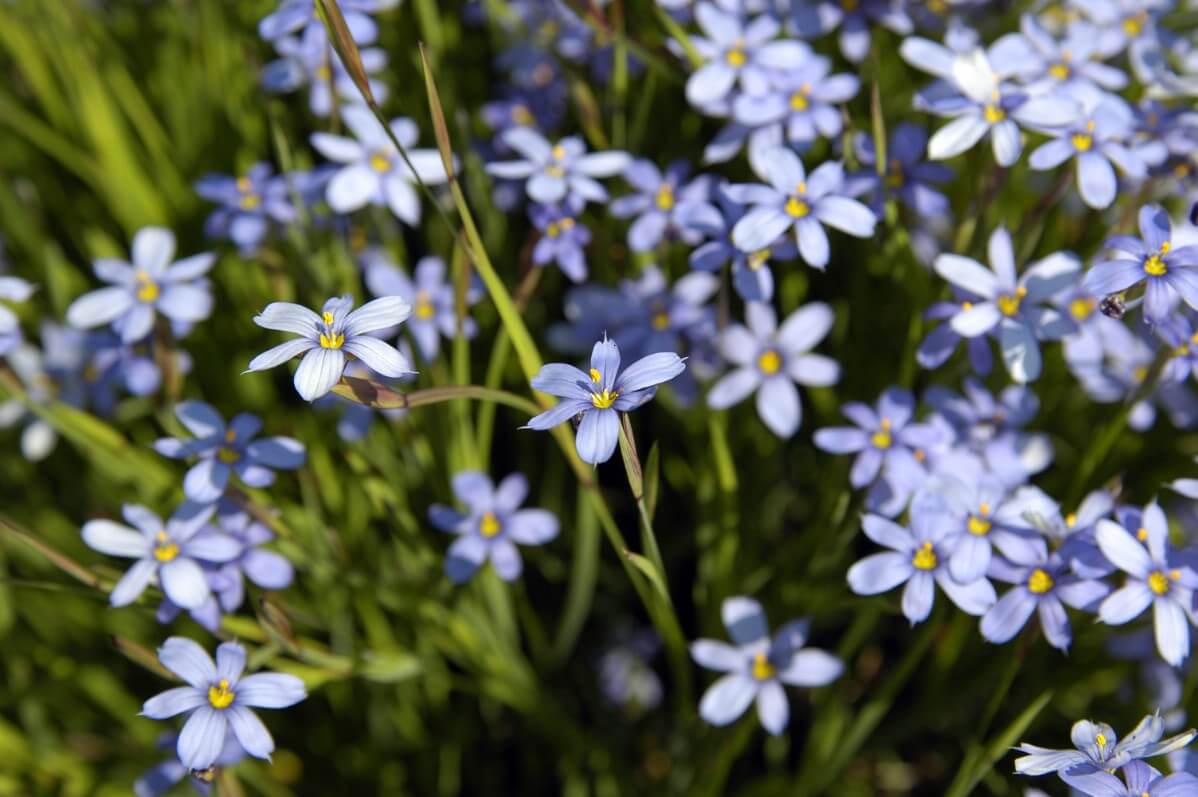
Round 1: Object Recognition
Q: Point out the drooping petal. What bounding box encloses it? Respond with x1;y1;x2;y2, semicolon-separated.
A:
575;407;620;464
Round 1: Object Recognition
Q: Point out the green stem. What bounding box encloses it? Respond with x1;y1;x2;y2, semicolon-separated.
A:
617;415;668;592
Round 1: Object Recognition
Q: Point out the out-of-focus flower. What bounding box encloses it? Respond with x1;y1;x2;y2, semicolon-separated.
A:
933;226;1079;382
81;503;240;609
731;53;860;147
259;0;379;44
428;471;559;582
609;160;716;253
1083;205;1198;325
246;295;413;401
791;0;913;63
530;199;592;282
707;301;838;438
814;387;942;489
848;123;954;219
154;402;306;503
727;148;875;269
261;26;388;117
311;107;450;225
981;548;1109;651
691;596;842;734
1009;13;1128;97
195;164;298;255
140;637;306;771
134;731;246;797
363;252;480;362
66;227;215;344
0;275;34;355
683;4;808;108
485;129;630;205
525;337;686;464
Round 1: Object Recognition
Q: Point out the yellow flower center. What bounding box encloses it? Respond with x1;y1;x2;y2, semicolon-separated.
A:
135;271;159;303
785;196;810;218
545;163;565;178
1049;62;1071;80
997;287;1027;317
511;104;534;126
591;389;619;409
1137;527;1149;541
655;184;675;211
320;331;345;349
751;652;775;681
551;144;567;161
369;153;391;173
207;678;235;710
415;291;435;320
152;530;179;563
480;511;501;538
968;504;992;536
218;447;240;464
652;312;670;331
725;47;746;67
983;104;1005;124
788;89;810;112
547;221;561;238
1123;13;1146;36
1069;298;1096;320
1144;254;1168;276
871;418;892;449
912;541;937;570
1071;133;1093;152
757;350;782;375
1065;512;1077;528
1149;570;1172;595
885;159;904;188
1027;568;1054;594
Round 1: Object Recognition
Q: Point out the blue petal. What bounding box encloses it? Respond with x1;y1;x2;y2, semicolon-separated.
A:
575;407;619;464
177;707;227;771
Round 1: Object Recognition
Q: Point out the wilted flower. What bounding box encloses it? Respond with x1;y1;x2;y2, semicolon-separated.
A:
525;337;686;464
246;295;413;401
311;107;450;225
66;227;215;343
707;301;839;438
691;596;843;734
81;503;240;609
154;402;306;503
428;471;559;582
140;637;306;771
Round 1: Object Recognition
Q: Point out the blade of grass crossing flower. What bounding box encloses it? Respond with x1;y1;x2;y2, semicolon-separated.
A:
315;0;375;105
871;80;887;180
653;4;702;68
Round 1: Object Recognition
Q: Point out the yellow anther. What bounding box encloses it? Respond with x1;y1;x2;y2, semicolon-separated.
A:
725;47;746;67
1027;568;1054;594
1065;512;1077;527
912;541;937;570
997;291;1024;317
984;104;1005;124
1161;241;1171;254
319;332;345;349
757;350;782;375
369;153;391;173
1071;133;1093;152
871;418;892;449
1095;733;1107;748
748;250;770;270
968;515;992;536
1172;569;1182;581
322;311;335;325
207;678;235;710
479;511;501;538
961;301;973;311
591;389;619;409
784;197;810;218
315;64;331;81
551;144;567;161
135;271;159;303
236;177;252;192
547;221;561;238
979;502;991;515
589;368;602;383
561;217;575;231
1069;298;1096;320
1123;13;1146;36
751;651;775;681
511;104;534;126
655;184;675;211
652;312;670;331
1049;62;1071;80
788;91;809;112
1149;571;1170;595
415;290;435;320
153;530;179;563
1144;254;1168;276
913;448;926;462
218;447;241;464
224;428;237;443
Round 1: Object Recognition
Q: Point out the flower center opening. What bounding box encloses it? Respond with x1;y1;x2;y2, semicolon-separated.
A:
479;511;502;538
757;350;782;375
415;290;435;320
785;196;810;218
885;159;904;188
218;447;241;463
1144;254;1168;276
725;46;746;67
1149;571;1173;595
1071;132;1093;152
912;541;937;570
511;104;534;126
591;389;619;409
1027;568;1054;594
319;310;344;349
1049;62;1071;80
655;184;675;211
997;287;1027;317
1069;297;1095;320
968;504;992;536
788;89;810;112
983;104;1005;124
751;651;775;681
207;678;235;710
1123;13;1146;36
135;271;159;303
153;530;179;562
871;418;892;449
369;153;391;173
652;311;671;331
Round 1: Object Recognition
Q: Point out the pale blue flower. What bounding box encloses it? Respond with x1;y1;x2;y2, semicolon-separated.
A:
259;0;379;44
261;26;388;117
683;3;808;108
485;128;630;205
363;252;481;362
195;163;298;255
0;275;34;355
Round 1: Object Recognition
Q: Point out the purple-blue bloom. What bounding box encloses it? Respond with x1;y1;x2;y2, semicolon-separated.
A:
691;596;843;734
791;0;912;63
363;252;481;362
848;123;954;219
485;128;631;206
609;159;716;253
525;337;686;464
260;26;389;117
682;4;808;108
258;0;379;44
530;199;592;282
195;163;298;255
140;637;306;771
707;301;839;438
428;471;559;583
246;295;414;401
154;401;306;504
730;52;860;146
66;227;215;344
814;387;942;489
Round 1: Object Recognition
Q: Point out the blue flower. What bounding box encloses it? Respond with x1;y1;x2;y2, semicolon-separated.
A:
140;637;306;771
791;0;913;63
1095;502;1198;667
732;53;860;146
1028;97;1148;209
598;631;662;715
847;509;996;625
258;0;379;44
530;199;592;282
363;252;481;362
525;337;686;464
81;503;241;609
485;128;630;206
195;163;298;255
727;147;876;269
933;226;1080;382
311;107;450;225
261;26;388;117
848;123;954;219
691;596;842;734
609;159;716;253
1015;712;1196;789
246;295;413;401
707;301;839;438
1083;204;1198;325
0;275;34;356
684;185;796;302
134;731;246;796
682;4;807;108
1009;12;1129;97
154;401;306;504
66;227;215;344
428;471;560;583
